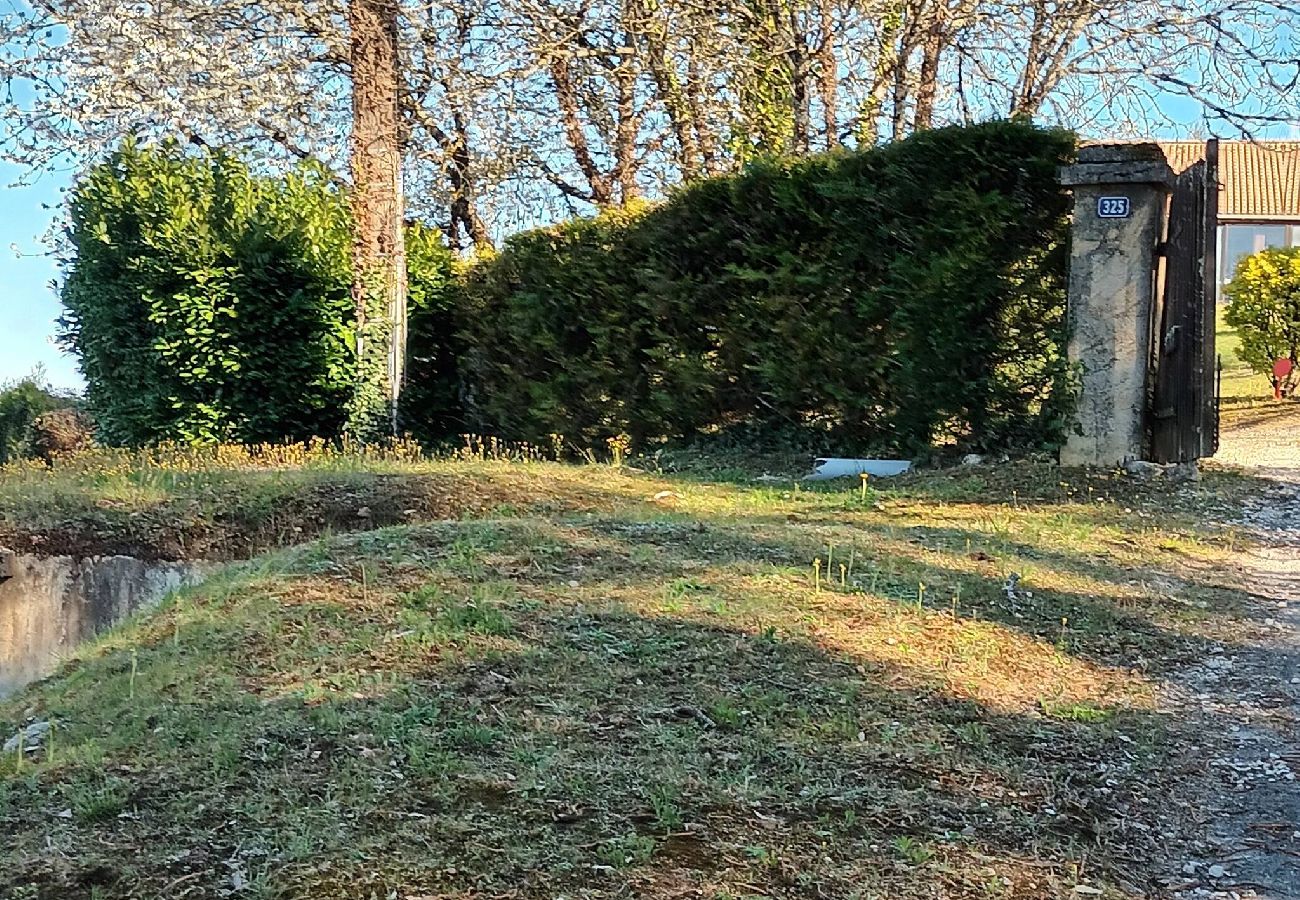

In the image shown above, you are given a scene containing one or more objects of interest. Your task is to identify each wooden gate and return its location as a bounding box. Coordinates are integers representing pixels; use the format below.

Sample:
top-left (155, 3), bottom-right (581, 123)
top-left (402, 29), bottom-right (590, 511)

top-left (1150, 139), bottom-right (1220, 463)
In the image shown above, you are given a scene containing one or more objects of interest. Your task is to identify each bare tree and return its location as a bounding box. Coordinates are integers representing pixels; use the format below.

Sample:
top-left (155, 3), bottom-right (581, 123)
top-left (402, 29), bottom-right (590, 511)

top-left (2, 0), bottom-right (1296, 267)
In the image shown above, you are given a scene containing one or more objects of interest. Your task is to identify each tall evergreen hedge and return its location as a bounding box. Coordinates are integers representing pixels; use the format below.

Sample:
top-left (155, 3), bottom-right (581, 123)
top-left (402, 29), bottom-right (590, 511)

top-left (62, 124), bottom-right (1073, 454)
top-left (60, 142), bottom-right (457, 446)
top-left (458, 121), bottom-right (1076, 454)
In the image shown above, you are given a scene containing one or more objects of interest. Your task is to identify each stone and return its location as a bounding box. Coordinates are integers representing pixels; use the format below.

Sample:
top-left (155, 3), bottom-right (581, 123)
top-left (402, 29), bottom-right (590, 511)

top-left (1166, 461), bottom-right (1200, 483)
top-left (1123, 459), bottom-right (1162, 478)
top-left (961, 453), bottom-right (985, 466)
top-left (3, 720), bottom-right (50, 754)
top-left (1207, 864), bottom-right (1227, 879)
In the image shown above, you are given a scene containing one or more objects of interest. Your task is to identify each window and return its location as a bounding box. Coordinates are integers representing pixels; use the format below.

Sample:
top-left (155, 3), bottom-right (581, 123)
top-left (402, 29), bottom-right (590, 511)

top-left (1220, 224), bottom-right (1292, 289)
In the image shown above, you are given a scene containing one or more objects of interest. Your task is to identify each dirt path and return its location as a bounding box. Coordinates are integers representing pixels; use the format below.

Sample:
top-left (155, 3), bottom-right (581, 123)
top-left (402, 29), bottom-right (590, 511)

top-left (1165, 470), bottom-right (1300, 899)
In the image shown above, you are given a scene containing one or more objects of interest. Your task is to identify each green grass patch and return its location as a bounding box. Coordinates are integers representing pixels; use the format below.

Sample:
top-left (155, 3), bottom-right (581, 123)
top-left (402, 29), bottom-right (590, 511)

top-left (0, 451), bottom-right (1273, 898)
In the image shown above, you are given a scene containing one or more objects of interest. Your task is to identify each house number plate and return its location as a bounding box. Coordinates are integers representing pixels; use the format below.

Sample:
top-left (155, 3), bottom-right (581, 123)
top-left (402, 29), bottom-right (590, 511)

top-left (1097, 196), bottom-right (1131, 218)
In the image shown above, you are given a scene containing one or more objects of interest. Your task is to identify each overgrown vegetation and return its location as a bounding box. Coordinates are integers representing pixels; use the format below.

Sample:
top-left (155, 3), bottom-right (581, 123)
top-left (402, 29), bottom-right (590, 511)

top-left (0, 372), bottom-right (83, 465)
top-left (459, 121), bottom-right (1077, 455)
top-left (59, 141), bottom-right (457, 447)
top-left (0, 450), bottom-right (1266, 898)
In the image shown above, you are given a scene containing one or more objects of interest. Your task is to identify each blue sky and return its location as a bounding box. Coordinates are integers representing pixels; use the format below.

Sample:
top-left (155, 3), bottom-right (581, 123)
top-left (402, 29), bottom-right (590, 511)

top-left (0, 160), bottom-right (79, 389)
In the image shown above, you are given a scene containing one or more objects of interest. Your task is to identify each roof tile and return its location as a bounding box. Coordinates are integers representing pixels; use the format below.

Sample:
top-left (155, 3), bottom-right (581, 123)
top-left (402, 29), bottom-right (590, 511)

top-left (1157, 141), bottom-right (1300, 221)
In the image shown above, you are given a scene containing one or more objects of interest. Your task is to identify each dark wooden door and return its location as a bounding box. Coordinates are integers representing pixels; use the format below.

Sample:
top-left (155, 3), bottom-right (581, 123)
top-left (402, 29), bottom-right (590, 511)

top-left (1151, 139), bottom-right (1219, 462)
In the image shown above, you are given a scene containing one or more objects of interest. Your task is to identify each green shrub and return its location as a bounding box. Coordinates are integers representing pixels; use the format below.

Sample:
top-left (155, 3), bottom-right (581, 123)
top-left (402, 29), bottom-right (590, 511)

top-left (459, 121), bottom-right (1076, 455)
top-left (400, 223), bottom-right (464, 443)
top-left (59, 140), bottom-right (460, 446)
top-left (0, 373), bottom-right (82, 464)
top-left (59, 141), bottom-right (354, 445)
top-left (1224, 247), bottom-right (1300, 391)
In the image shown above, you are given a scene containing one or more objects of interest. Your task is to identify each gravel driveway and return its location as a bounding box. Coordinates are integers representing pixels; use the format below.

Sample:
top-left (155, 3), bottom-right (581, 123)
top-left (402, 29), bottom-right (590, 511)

top-left (1215, 402), bottom-right (1300, 470)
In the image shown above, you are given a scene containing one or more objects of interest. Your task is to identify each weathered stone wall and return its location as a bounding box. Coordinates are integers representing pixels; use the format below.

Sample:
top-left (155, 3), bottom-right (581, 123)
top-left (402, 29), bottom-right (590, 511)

top-left (0, 553), bottom-right (203, 695)
top-left (1059, 144), bottom-right (1174, 467)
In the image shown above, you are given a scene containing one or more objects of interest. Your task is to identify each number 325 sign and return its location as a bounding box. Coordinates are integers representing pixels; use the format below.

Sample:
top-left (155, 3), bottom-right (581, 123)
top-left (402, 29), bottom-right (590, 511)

top-left (1097, 196), bottom-right (1131, 218)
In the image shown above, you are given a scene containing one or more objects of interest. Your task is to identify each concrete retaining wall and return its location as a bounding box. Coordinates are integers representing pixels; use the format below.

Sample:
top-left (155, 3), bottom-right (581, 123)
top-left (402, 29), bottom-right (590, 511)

top-left (0, 553), bottom-right (203, 695)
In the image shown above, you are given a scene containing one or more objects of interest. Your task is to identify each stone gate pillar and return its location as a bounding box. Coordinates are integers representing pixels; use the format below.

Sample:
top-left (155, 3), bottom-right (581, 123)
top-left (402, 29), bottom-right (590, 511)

top-left (1059, 144), bottom-right (1175, 467)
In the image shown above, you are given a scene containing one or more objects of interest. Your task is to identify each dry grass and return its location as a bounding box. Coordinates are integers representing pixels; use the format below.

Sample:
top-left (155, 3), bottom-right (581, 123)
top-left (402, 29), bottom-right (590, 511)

top-left (0, 451), bottom-right (1274, 899)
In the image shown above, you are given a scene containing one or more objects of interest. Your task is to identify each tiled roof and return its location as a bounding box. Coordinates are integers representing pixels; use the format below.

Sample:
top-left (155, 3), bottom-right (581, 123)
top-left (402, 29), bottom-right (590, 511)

top-left (1158, 140), bottom-right (1300, 221)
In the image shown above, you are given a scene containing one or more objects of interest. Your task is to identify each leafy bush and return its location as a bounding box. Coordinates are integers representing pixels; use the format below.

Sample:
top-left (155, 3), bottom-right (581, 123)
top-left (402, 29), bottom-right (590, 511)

top-left (459, 121), bottom-right (1076, 455)
top-left (1224, 247), bottom-right (1300, 392)
top-left (399, 223), bottom-right (466, 443)
top-left (59, 141), bottom-right (355, 445)
top-left (60, 141), bottom-right (460, 446)
top-left (0, 373), bottom-right (82, 464)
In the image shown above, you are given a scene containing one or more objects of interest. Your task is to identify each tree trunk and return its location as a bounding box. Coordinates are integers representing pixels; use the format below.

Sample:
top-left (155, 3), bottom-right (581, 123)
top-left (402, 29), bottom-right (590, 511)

top-left (613, 65), bottom-right (641, 204)
top-left (913, 12), bottom-right (945, 129)
top-left (349, 0), bottom-right (406, 435)
top-left (639, 0), bottom-right (703, 180)
top-left (816, 0), bottom-right (838, 149)
top-left (789, 5), bottom-right (810, 152)
top-left (447, 105), bottom-right (493, 253)
top-left (549, 54), bottom-right (614, 206)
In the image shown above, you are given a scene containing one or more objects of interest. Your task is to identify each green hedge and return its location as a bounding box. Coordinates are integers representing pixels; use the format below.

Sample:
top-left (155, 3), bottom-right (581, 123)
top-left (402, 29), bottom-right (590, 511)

top-left (399, 224), bottom-right (467, 444)
top-left (60, 141), bottom-right (457, 446)
top-left (458, 121), bottom-right (1076, 454)
top-left (63, 124), bottom-right (1074, 454)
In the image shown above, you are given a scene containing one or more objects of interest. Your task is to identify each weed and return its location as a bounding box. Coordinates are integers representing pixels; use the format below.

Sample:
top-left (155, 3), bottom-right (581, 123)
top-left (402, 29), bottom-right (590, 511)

top-left (1041, 700), bottom-right (1113, 723)
top-left (401, 582), bottom-right (449, 611)
top-left (648, 784), bottom-right (684, 831)
top-left (597, 832), bottom-right (656, 868)
top-left (444, 723), bottom-right (501, 751)
top-left (708, 699), bottom-right (743, 730)
top-left (66, 777), bottom-right (128, 823)
top-left (954, 722), bottom-right (991, 747)
top-left (892, 836), bottom-right (934, 866)
top-left (436, 588), bottom-right (513, 637)
top-left (405, 739), bottom-right (459, 779)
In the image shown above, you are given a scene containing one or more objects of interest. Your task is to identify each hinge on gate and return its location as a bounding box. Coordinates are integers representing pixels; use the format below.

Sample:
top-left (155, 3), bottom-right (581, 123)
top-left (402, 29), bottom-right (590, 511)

top-left (1152, 407), bottom-right (1176, 420)
top-left (1154, 241), bottom-right (1169, 257)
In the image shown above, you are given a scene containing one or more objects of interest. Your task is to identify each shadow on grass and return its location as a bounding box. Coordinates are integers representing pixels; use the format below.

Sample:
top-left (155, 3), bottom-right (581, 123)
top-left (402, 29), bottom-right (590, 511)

top-left (567, 511), bottom-right (1255, 673)
top-left (1, 467), bottom-right (1281, 898)
top-left (2, 583), bottom-right (1177, 900)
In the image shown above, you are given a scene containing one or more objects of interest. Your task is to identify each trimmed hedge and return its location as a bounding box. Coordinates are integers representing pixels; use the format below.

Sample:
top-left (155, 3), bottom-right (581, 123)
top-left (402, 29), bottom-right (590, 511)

top-left (60, 141), bottom-right (457, 446)
top-left (63, 124), bottom-right (1074, 454)
top-left (457, 121), bottom-right (1076, 454)
top-left (399, 223), bottom-right (467, 444)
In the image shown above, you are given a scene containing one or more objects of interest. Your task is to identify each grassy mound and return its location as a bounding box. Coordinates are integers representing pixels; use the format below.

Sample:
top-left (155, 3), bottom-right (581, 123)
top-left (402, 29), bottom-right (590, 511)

top-left (0, 458), bottom-right (1265, 898)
